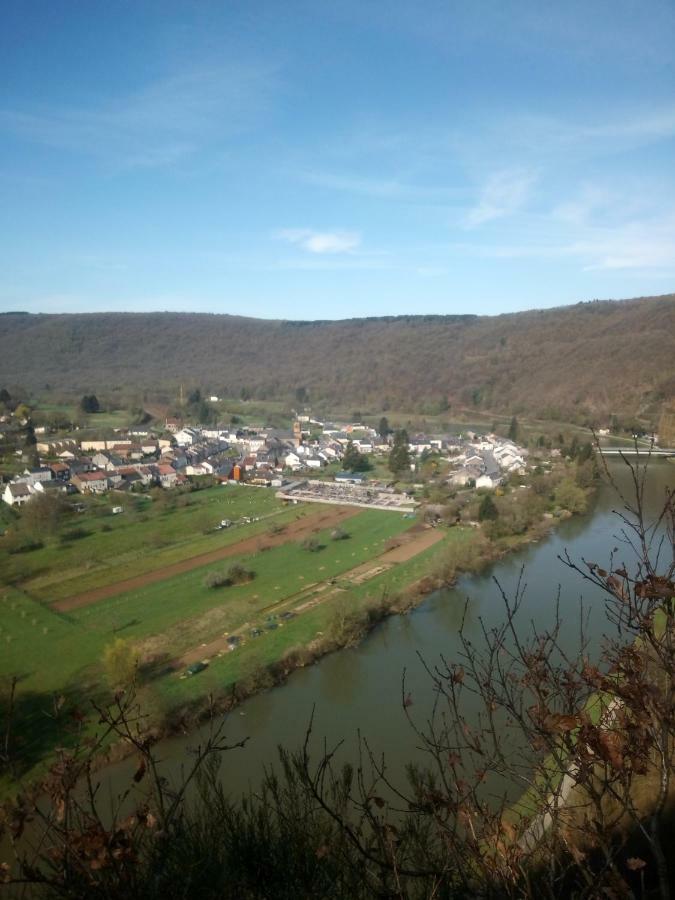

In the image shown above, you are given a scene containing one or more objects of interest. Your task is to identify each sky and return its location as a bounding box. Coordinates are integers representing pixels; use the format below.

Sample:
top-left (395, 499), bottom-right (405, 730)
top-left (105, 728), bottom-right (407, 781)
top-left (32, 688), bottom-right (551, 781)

top-left (1, 0), bottom-right (674, 319)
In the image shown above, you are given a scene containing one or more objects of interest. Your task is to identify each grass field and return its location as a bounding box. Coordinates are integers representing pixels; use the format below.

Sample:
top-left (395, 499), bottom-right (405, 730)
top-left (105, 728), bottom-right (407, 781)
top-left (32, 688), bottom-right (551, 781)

top-left (2, 487), bottom-right (478, 793)
top-left (67, 509), bottom-right (412, 648)
top-left (156, 526), bottom-right (477, 707)
top-left (1, 484), bottom-right (297, 601)
top-left (0, 514), bottom-right (467, 705)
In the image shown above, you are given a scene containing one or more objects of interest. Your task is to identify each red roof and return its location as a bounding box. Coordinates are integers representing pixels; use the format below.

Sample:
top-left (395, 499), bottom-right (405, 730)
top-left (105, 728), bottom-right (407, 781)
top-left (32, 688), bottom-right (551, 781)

top-left (76, 470), bottom-right (107, 482)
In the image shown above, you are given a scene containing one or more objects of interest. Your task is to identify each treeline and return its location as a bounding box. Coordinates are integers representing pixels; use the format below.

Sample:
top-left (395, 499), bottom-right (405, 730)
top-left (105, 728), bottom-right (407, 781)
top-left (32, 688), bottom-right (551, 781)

top-left (0, 294), bottom-right (673, 422)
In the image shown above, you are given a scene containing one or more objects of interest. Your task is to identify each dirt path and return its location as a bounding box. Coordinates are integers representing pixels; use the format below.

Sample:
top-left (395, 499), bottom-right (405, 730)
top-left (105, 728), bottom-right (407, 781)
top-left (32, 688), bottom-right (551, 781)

top-left (176, 526), bottom-right (445, 669)
top-left (53, 506), bottom-right (358, 613)
top-left (376, 527), bottom-right (444, 563)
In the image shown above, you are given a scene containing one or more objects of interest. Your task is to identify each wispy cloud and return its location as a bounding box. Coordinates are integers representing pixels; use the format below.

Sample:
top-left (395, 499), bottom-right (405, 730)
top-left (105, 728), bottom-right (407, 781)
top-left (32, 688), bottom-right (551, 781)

top-left (0, 62), bottom-right (277, 169)
top-left (275, 228), bottom-right (361, 254)
top-left (452, 213), bottom-right (675, 272)
top-left (574, 219), bottom-right (675, 271)
top-left (302, 170), bottom-right (407, 199)
top-left (464, 168), bottom-right (538, 227)
top-left (300, 169), bottom-right (460, 204)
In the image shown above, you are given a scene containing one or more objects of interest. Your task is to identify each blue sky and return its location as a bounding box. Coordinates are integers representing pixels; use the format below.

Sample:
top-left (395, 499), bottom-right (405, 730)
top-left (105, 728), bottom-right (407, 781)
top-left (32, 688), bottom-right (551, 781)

top-left (1, 0), bottom-right (674, 318)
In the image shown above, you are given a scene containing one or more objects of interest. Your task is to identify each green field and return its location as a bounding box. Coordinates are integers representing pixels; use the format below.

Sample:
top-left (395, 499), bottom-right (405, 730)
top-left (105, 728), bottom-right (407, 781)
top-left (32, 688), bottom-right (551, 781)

top-left (4, 485), bottom-right (481, 790)
top-left (1, 509), bottom-right (415, 695)
top-left (0, 514), bottom-right (476, 793)
top-left (68, 509), bottom-right (412, 647)
top-left (1, 484), bottom-right (296, 601)
top-left (155, 526), bottom-right (477, 706)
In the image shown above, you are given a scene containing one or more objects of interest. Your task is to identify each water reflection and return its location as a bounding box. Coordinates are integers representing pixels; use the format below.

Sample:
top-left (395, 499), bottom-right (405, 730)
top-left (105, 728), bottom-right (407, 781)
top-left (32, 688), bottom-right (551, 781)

top-left (95, 462), bottom-right (674, 802)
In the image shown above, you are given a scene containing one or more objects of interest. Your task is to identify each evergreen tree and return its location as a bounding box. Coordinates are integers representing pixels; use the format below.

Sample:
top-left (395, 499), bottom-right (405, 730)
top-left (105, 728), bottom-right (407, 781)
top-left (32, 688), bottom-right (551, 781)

top-left (388, 429), bottom-right (411, 475)
top-left (576, 441), bottom-right (594, 463)
top-left (377, 416), bottom-right (390, 440)
top-left (508, 416), bottom-right (519, 442)
top-left (80, 394), bottom-right (100, 414)
top-left (342, 441), bottom-right (370, 472)
top-left (478, 493), bottom-right (499, 521)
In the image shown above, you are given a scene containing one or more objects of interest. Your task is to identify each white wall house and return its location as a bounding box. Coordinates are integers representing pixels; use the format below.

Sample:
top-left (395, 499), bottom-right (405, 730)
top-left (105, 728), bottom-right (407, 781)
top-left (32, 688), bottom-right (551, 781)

top-left (174, 427), bottom-right (200, 446)
top-left (476, 474), bottom-right (498, 490)
top-left (3, 482), bottom-right (35, 506)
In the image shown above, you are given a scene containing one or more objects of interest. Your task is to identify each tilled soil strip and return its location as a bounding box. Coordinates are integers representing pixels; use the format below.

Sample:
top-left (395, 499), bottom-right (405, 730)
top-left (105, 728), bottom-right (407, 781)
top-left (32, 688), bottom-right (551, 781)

top-left (52, 507), bottom-right (359, 613)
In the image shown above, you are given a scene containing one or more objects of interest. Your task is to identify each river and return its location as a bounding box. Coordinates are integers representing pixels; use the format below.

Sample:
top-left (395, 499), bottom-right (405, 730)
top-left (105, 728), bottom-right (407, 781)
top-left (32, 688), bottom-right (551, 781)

top-left (91, 459), bottom-right (673, 808)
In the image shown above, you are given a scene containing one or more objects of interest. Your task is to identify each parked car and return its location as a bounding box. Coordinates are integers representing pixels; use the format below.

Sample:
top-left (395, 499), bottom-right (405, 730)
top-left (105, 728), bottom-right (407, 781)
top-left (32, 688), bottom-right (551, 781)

top-left (185, 661), bottom-right (208, 676)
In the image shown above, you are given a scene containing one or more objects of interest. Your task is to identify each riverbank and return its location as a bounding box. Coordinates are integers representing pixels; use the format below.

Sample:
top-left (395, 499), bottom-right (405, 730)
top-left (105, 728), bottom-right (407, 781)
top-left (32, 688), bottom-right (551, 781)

top-left (81, 489), bottom-right (595, 781)
top-left (0, 467), bottom-right (599, 799)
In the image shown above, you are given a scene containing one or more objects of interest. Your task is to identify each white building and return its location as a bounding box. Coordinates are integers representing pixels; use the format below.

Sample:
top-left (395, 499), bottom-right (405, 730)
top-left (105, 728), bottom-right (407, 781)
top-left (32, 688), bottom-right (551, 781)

top-left (3, 482), bottom-right (36, 506)
top-left (174, 427), bottom-right (201, 446)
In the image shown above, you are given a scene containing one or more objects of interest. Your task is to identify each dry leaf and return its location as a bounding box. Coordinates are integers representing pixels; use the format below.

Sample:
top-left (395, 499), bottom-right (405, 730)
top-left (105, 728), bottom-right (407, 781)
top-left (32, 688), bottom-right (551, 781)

top-left (626, 857), bottom-right (647, 871)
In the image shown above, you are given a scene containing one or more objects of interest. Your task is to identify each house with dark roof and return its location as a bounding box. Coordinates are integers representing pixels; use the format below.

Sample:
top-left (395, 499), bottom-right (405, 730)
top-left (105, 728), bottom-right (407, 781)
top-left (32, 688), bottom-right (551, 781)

top-left (2, 482), bottom-right (35, 506)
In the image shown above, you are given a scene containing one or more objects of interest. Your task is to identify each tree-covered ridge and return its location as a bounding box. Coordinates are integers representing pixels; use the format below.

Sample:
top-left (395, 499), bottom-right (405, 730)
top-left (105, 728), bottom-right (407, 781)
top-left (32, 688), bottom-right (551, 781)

top-left (0, 293), bottom-right (673, 421)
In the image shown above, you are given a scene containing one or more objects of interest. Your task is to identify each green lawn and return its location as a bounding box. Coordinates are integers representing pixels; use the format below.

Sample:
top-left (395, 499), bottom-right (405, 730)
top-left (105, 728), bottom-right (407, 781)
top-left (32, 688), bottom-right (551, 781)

top-left (0, 508), bottom-right (416, 694)
top-left (0, 503), bottom-right (17, 533)
top-left (157, 526), bottom-right (478, 706)
top-left (1, 485), bottom-right (293, 601)
top-left (0, 586), bottom-right (99, 693)
top-left (0, 518), bottom-right (480, 795)
top-left (68, 509), bottom-right (413, 650)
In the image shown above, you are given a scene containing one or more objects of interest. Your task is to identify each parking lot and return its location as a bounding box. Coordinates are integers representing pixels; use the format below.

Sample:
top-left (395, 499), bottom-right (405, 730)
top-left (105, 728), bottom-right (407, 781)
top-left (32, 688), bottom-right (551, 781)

top-left (277, 479), bottom-right (417, 512)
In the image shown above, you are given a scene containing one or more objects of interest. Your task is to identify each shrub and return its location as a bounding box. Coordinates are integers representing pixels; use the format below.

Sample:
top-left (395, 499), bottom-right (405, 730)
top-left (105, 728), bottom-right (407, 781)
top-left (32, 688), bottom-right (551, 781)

top-left (554, 478), bottom-right (588, 514)
top-left (300, 538), bottom-right (322, 552)
top-left (330, 528), bottom-right (349, 541)
top-left (6, 536), bottom-right (44, 554)
top-left (204, 564), bottom-right (254, 589)
top-left (228, 563), bottom-right (254, 585)
top-left (204, 570), bottom-right (231, 589)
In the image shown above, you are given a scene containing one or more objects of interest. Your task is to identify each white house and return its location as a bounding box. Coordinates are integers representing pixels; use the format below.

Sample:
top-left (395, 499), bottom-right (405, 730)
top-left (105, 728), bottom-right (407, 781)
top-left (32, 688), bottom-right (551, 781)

top-left (240, 436), bottom-right (266, 453)
top-left (284, 452), bottom-right (303, 470)
top-left (3, 482), bottom-right (35, 506)
top-left (464, 454), bottom-right (484, 469)
top-left (476, 474), bottom-right (498, 490)
top-left (24, 467), bottom-right (53, 485)
top-left (72, 471), bottom-right (109, 494)
top-left (305, 457), bottom-right (326, 469)
top-left (174, 427), bottom-right (200, 446)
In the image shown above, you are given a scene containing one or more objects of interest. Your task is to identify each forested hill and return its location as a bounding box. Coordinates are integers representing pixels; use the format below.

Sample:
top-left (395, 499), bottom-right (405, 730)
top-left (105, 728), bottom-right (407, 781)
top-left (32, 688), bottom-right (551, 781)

top-left (1, 294), bottom-right (674, 421)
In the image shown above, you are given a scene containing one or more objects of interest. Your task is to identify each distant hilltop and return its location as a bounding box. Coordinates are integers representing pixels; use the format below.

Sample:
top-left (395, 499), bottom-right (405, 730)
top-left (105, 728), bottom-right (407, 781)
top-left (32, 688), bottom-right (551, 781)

top-left (0, 293), bottom-right (673, 422)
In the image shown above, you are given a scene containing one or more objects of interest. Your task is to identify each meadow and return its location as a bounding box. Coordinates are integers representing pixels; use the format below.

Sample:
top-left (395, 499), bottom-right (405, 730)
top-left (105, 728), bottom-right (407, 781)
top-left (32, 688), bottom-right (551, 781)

top-left (2, 490), bottom-right (481, 792)
top-left (1, 484), bottom-right (300, 601)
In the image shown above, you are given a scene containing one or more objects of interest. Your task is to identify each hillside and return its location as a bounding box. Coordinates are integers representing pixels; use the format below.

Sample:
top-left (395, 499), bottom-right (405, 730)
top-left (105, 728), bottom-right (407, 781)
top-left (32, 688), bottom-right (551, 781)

top-left (0, 294), bottom-right (674, 421)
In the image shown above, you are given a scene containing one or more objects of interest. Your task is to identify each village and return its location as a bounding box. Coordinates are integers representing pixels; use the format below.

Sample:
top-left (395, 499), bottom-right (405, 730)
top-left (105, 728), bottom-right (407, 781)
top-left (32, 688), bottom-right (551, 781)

top-left (1, 408), bottom-right (530, 512)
